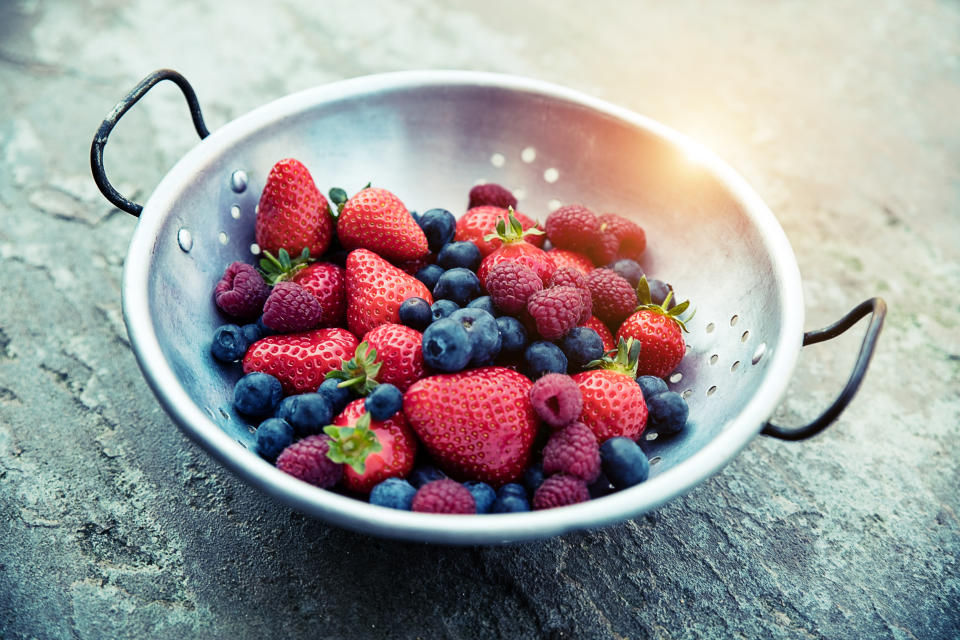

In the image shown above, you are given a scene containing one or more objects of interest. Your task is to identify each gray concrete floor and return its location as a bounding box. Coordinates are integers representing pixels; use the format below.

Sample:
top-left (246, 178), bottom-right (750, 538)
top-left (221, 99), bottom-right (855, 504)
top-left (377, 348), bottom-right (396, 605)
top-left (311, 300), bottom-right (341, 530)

top-left (1, 1), bottom-right (958, 638)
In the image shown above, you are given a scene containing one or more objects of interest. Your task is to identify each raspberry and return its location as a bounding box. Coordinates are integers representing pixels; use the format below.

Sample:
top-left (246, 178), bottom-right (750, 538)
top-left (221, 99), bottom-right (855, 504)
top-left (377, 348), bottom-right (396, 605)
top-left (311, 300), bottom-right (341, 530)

top-left (542, 421), bottom-right (601, 483)
top-left (526, 286), bottom-right (582, 340)
top-left (585, 269), bottom-right (637, 329)
top-left (214, 262), bottom-right (270, 320)
top-left (275, 434), bottom-right (343, 488)
top-left (529, 373), bottom-right (583, 429)
top-left (545, 205), bottom-right (600, 253)
top-left (261, 281), bottom-right (322, 332)
top-left (485, 261), bottom-right (543, 314)
top-left (468, 183), bottom-right (518, 210)
top-left (411, 478), bottom-right (477, 514)
top-left (548, 267), bottom-right (593, 324)
top-left (546, 249), bottom-right (594, 275)
top-left (587, 231), bottom-right (619, 266)
top-left (598, 213), bottom-right (646, 260)
top-left (532, 473), bottom-right (590, 510)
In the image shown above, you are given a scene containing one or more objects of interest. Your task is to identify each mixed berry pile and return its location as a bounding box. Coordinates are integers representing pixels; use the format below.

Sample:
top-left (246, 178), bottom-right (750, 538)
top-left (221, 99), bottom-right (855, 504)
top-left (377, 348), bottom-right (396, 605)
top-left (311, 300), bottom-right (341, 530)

top-left (210, 158), bottom-right (694, 515)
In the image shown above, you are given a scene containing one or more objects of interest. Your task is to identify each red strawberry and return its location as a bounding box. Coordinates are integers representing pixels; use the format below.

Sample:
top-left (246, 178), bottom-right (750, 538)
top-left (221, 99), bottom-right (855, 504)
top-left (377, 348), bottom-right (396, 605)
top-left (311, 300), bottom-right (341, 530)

top-left (255, 158), bottom-right (332, 258)
top-left (361, 324), bottom-right (426, 392)
top-left (345, 249), bottom-right (433, 338)
top-left (570, 338), bottom-right (648, 443)
top-left (404, 367), bottom-right (539, 486)
top-left (337, 187), bottom-right (429, 262)
top-left (598, 213), bottom-right (646, 260)
top-left (580, 316), bottom-right (617, 353)
top-left (455, 206), bottom-right (544, 257)
top-left (243, 327), bottom-right (358, 395)
top-left (292, 262), bottom-right (346, 328)
top-left (616, 277), bottom-right (693, 378)
top-left (325, 400), bottom-right (417, 495)
top-left (546, 249), bottom-right (595, 274)
top-left (476, 212), bottom-right (555, 287)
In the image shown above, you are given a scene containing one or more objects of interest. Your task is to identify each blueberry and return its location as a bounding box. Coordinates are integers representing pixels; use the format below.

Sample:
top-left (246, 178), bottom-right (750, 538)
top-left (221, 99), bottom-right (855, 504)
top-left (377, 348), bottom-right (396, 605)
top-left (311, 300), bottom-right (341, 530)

top-left (418, 208), bottom-right (457, 253)
top-left (495, 316), bottom-right (529, 354)
top-left (211, 324), bottom-right (248, 363)
top-left (240, 323), bottom-right (263, 346)
top-left (255, 315), bottom-right (279, 337)
top-left (492, 485), bottom-right (530, 512)
top-left (646, 391), bottom-right (689, 435)
top-left (560, 327), bottom-right (604, 371)
top-left (433, 268), bottom-right (481, 306)
top-left (636, 375), bottom-right (669, 401)
top-left (317, 377), bottom-right (351, 415)
top-left (464, 481), bottom-right (497, 514)
top-left (522, 462), bottom-right (545, 495)
top-left (409, 210), bottom-right (421, 225)
top-left (498, 483), bottom-right (528, 499)
top-left (399, 297), bottom-right (433, 332)
top-left (599, 437), bottom-right (650, 489)
top-left (408, 466), bottom-right (446, 488)
top-left (369, 477), bottom-right (418, 510)
top-left (607, 259), bottom-right (645, 288)
top-left (449, 308), bottom-right (502, 366)
top-left (415, 264), bottom-right (445, 291)
top-left (422, 318), bottom-right (473, 372)
top-left (436, 241), bottom-right (482, 271)
top-left (365, 383), bottom-right (403, 421)
top-left (430, 299), bottom-right (460, 322)
top-left (523, 341), bottom-right (567, 379)
top-left (254, 417), bottom-right (294, 462)
top-left (233, 372), bottom-right (283, 417)
top-left (275, 392), bottom-right (334, 437)
top-left (587, 471), bottom-right (616, 499)
top-left (648, 278), bottom-right (674, 307)
top-left (466, 295), bottom-right (498, 317)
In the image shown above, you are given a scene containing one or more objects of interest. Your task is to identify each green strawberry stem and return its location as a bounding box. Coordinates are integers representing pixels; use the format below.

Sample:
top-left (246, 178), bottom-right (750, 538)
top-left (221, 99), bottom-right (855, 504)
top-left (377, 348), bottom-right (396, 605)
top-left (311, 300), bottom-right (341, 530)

top-left (635, 276), bottom-right (695, 333)
top-left (328, 187), bottom-right (348, 216)
top-left (482, 208), bottom-right (545, 244)
top-left (324, 342), bottom-right (381, 395)
top-left (323, 412), bottom-right (382, 474)
top-left (585, 337), bottom-right (642, 377)
top-left (258, 247), bottom-right (312, 285)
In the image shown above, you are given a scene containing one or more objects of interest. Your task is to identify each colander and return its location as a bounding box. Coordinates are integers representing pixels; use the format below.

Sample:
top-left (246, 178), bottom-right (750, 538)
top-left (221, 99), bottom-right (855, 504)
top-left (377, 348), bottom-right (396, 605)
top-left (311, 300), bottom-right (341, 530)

top-left (90, 69), bottom-right (885, 544)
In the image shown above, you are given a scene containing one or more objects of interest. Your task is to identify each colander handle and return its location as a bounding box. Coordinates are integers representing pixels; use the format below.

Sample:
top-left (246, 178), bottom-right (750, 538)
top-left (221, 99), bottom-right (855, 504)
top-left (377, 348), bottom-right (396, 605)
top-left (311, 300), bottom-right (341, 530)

top-left (90, 69), bottom-right (210, 217)
top-left (762, 297), bottom-right (886, 441)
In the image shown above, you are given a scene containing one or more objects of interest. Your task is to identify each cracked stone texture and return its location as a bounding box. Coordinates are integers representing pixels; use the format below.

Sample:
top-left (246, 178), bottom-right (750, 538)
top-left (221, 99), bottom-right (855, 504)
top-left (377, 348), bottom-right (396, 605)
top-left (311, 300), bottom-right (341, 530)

top-left (1, 0), bottom-right (958, 638)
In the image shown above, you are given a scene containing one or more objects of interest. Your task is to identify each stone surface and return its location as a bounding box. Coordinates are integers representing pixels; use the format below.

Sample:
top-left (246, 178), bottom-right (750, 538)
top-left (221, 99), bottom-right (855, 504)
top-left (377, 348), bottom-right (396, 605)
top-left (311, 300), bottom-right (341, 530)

top-left (1, 1), bottom-right (958, 638)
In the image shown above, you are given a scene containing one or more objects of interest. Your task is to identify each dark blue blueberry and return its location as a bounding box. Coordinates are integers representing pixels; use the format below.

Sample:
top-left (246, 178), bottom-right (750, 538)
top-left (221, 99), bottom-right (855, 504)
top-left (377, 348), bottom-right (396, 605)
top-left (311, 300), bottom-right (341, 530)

top-left (498, 483), bottom-right (528, 500)
top-left (491, 494), bottom-right (530, 513)
top-left (254, 417), bottom-right (294, 462)
top-left (418, 208), bottom-right (457, 253)
top-left (495, 316), bottom-right (528, 354)
top-left (648, 278), bottom-right (674, 307)
top-left (607, 259), bottom-right (645, 288)
top-left (436, 241), bottom-right (482, 271)
top-left (646, 391), bottom-right (689, 435)
top-left (240, 323), bottom-right (263, 346)
top-left (233, 372), bottom-right (283, 417)
top-left (211, 324), bottom-right (248, 363)
top-left (317, 377), bottom-right (351, 415)
top-left (464, 481), bottom-right (497, 514)
top-left (599, 437), bottom-right (650, 489)
top-left (255, 315), bottom-right (279, 337)
top-left (636, 375), bottom-right (669, 401)
top-left (408, 466), bottom-right (446, 488)
top-left (275, 392), bottom-right (334, 437)
top-left (409, 210), bottom-right (421, 225)
top-left (587, 471), bottom-right (616, 499)
top-left (522, 462), bottom-right (545, 495)
top-left (430, 299), bottom-right (460, 322)
top-left (449, 308), bottom-right (501, 366)
top-left (560, 327), bottom-right (604, 371)
top-left (369, 477), bottom-right (417, 510)
top-left (466, 295), bottom-right (498, 317)
top-left (399, 297), bottom-right (433, 332)
top-left (365, 383), bottom-right (403, 421)
top-left (415, 264), bottom-right (445, 292)
top-left (422, 318), bottom-right (473, 371)
top-left (433, 267), bottom-right (481, 306)
top-left (523, 341), bottom-right (567, 379)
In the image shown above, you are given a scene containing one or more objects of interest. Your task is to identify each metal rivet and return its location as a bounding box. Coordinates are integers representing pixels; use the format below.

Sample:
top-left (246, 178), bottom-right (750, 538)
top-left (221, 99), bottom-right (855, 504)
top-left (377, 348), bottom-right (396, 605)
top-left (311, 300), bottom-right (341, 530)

top-left (230, 170), bottom-right (248, 193)
top-left (177, 228), bottom-right (193, 252)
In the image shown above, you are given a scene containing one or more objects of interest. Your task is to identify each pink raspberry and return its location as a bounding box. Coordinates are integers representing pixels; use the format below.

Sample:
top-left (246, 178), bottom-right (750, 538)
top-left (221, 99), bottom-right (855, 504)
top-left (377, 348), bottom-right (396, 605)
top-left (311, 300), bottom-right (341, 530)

top-left (485, 261), bottom-right (543, 315)
top-left (526, 286), bottom-right (582, 340)
top-left (587, 230), bottom-right (620, 266)
top-left (214, 262), bottom-right (270, 320)
top-left (598, 213), bottom-right (646, 260)
top-left (468, 183), bottom-right (518, 210)
top-left (532, 473), bottom-right (590, 510)
top-left (529, 373), bottom-right (583, 429)
top-left (411, 479), bottom-right (476, 514)
top-left (542, 421), bottom-right (601, 483)
top-left (544, 205), bottom-right (599, 253)
top-left (261, 281), bottom-right (322, 333)
top-left (276, 434), bottom-right (343, 488)
top-left (548, 266), bottom-right (592, 323)
top-left (585, 268), bottom-right (637, 329)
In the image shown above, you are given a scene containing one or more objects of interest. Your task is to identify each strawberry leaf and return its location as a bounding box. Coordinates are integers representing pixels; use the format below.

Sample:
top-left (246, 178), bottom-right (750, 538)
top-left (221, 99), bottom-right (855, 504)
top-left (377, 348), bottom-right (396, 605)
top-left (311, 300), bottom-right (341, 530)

top-left (324, 341), bottom-right (381, 395)
top-left (323, 413), bottom-right (382, 474)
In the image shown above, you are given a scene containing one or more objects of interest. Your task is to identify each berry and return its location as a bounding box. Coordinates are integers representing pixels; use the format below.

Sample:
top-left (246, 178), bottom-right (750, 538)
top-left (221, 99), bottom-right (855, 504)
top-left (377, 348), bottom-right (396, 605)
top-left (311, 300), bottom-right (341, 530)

top-left (599, 437), bottom-right (650, 489)
top-left (526, 286), bottom-right (582, 340)
top-left (546, 249), bottom-right (594, 275)
top-left (430, 299), bottom-right (460, 321)
top-left (498, 483), bottom-right (528, 499)
top-left (412, 479), bottom-right (477, 514)
top-left (449, 308), bottom-right (502, 366)
top-left (214, 262), bottom-right (270, 320)
top-left (588, 230), bottom-right (620, 266)
top-left (395, 254), bottom-right (435, 277)
top-left (291, 262), bottom-right (347, 328)
top-left (361, 323), bottom-right (427, 392)
top-left (211, 324), bottom-right (249, 363)
top-left (317, 377), bottom-right (352, 415)
top-left (414, 264), bottom-right (445, 291)
top-left (256, 315), bottom-right (278, 337)
top-left (544, 205), bottom-right (599, 253)
top-left (542, 422), bottom-right (601, 483)
top-left (580, 315), bottom-right (617, 353)
top-left (646, 391), bottom-right (689, 435)
top-left (523, 461), bottom-right (545, 495)
top-left (587, 472), bottom-right (616, 499)
top-left (345, 248), bottom-right (433, 338)
top-left (421, 318), bottom-right (473, 372)
top-left (571, 339), bottom-right (648, 443)
top-left (616, 277), bottom-right (693, 378)
top-left (495, 316), bottom-right (529, 355)
top-left (327, 400), bottom-right (417, 494)
top-left (255, 158), bottom-right (332, 259)
top-left (523, 341), bottom-right (568, 379)
top-left (468, 183), bottom-right (517, 210)
top-left (561, 327), bottom-right (604, 371)
top-left (485, 261), bottom-right (543, 315)
top-left (584, 268), bottom-right (637, 329)
top-left (399, 297), bottom-right (433, 332)
top-left (547, 265), bottom-right (587, 290)
top-left (607, 258), bottom-right (645, 288)
top-left (647, 278), bottom-right (674, 307)
top-left (233, 372), bottom-right (283, 417)
top-left (276, 434), bottom-right (343, 489)
top-left (369, 477), bottom-right (417, 510)
top-left (337, 187), bottom-right (429, 262)
top-left (243, 327), bottom-right (358, 395)
top-left (408, 466), bottom-right (447, 488)
top-left (365, 383), bottom-right (403, 421)
top-left (466, 295), bottom-right (498, 317)
top-left (455, 206), bottom-right (543, 257)
top-left (436, 241), bottom-right (482, 271)
top-left (254, 417), bottom-right (294, 462)
top-left (532, 473), bottom-right (590, 510)
top-left (275, 392), bottom-right (334, 437)
top-left (241, 323), bottom-right (264, 345)
top-left (491, 494), bottom-right (530, 513)
top-left (529, 373), bottom-right (583, 428)
top-left (636, 375), bottom-right (669, 401)
top-left (597, 213), bottom-right (646, 260)
top-left (261, 281), bottom-right (322, 333)
top-left (433, 267), bottom-right (482, 306)
top-left (418, 208), bottom-right (457, 253)
top-left (464, 481), bottom-right (497, 514)
top-left (476, 215), bottom-right (555, 288)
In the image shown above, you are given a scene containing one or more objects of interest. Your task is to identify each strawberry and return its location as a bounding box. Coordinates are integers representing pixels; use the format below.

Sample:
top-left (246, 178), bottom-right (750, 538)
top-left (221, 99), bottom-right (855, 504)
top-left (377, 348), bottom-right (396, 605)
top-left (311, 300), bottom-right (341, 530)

top-left (403, 367), bottom-right (539, 486)
top-left (344, 248), bottom-right (433, 338)
top-left (476, 212), bottom-right (555, 287)
top-left (570, 338), bottom-right (648, 443)
top-left (547, 248), bottom-right (595, 274)
top-left (255, 158), bottom-right (333, 258)
top-left (580, 315), bottom-right (617, 353)
top-left (455, 205), bottom-right (544, 257)
top-left (616, 276), bottom-right (693, 378)
top-left (325, 400), bottom-right (417, 495)
top-left (292, 262), bottom-right (346, 328)
top-left (336, 187), bottom-right (429, 262)
top-left (243, 327), bottom-right (358, 395)
top-left (361, 324), bottom-right (425, 392)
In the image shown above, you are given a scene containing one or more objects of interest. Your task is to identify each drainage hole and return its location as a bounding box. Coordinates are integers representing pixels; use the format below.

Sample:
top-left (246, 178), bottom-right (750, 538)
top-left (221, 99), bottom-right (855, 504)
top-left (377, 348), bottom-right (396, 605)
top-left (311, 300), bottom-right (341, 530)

top-left (752, 342), bottom-right (767, 364)
top-left (521, 147), bottom-right (537, 163)
top-left (730, 315), bottom-right (739, 326)
top-left (706, 322), bottom-right (716, 333)
top-left (649, 456), bottom-right (662, 466)
top-left (731, 360), bottom-right (740, 372)
top-left (706, 385), bottom-right (717, 396)
top-left (230, 204), bottom-right (241, 219)
top-left (490, 152), bottom-right (506, 168)
top-left (669, 372), bottom-right (683, 383)
top-left (681, 389), bottom-right (693, 399)
top-left (741, 330), bottom-right (750, 343)
top-left (645, 432), bottom-right (658, 441)
top-left (250, 243), bottom-right (261, 255)
top-left (547, 199), bottom-right (562, 212)
top-left (543, 167), bottom-right (559, 183)
top-left (218, 231), bottom-right (229, 245)
top-left (709, 354), bottom-right (719, 365)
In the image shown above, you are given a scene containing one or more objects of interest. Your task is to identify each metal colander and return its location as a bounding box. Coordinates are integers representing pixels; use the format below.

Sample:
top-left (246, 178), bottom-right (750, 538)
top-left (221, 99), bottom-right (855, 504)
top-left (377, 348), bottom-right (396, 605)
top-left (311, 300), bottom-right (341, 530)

top-left (91, 69), bottom-right (884, 544)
